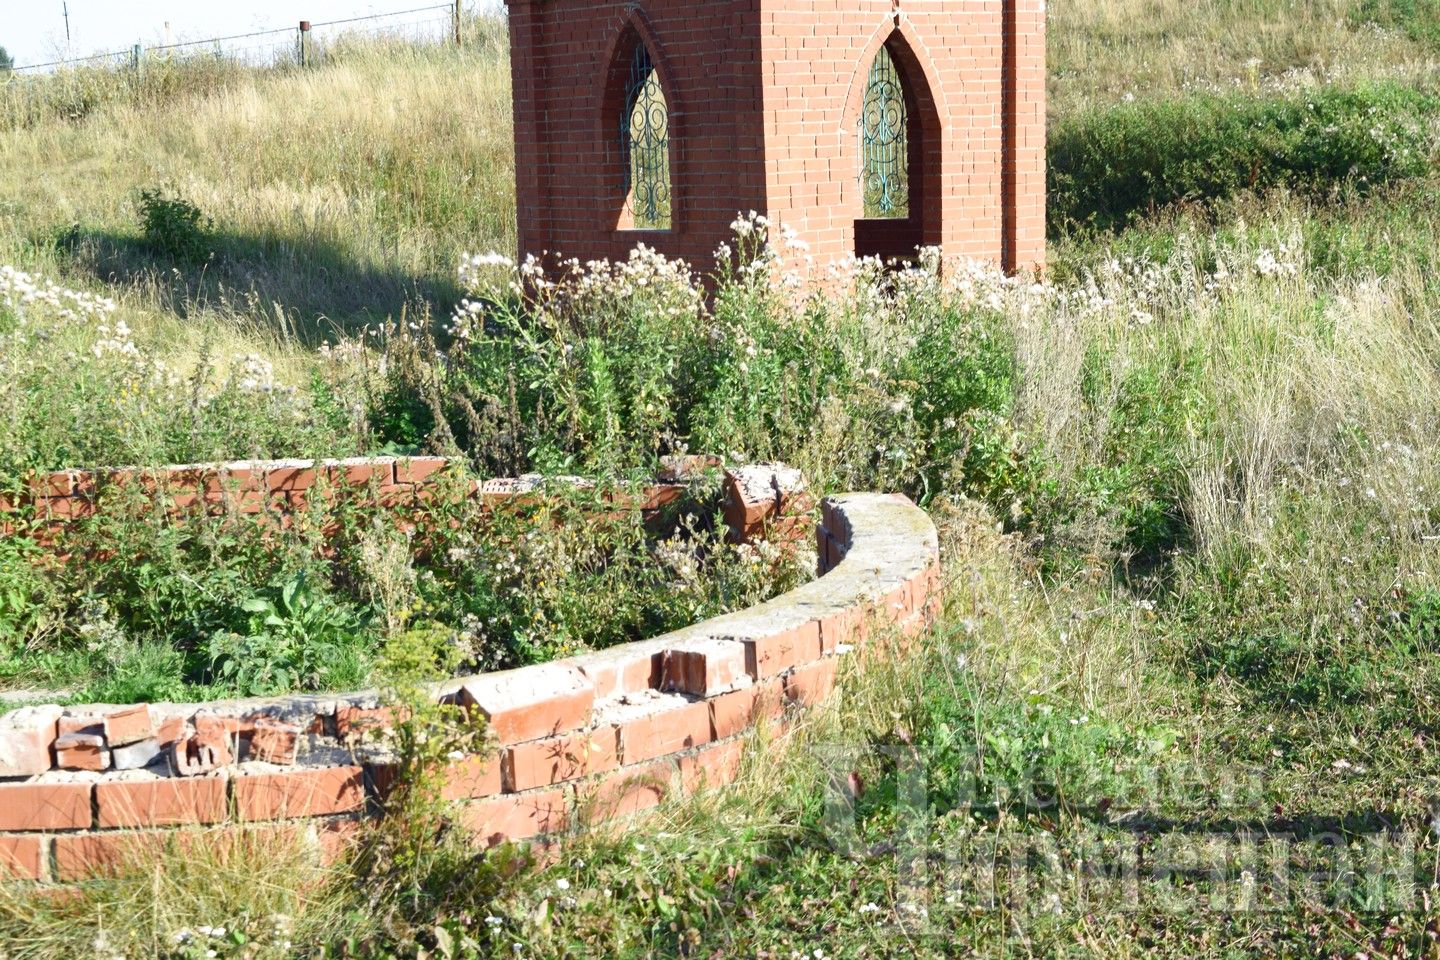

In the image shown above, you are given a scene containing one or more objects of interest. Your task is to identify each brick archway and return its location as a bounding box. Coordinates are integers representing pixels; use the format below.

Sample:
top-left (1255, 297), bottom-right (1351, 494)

top-left (844, 19), bottom-right (945, 261)
top-left (594, 8), bottom-right (683, 233)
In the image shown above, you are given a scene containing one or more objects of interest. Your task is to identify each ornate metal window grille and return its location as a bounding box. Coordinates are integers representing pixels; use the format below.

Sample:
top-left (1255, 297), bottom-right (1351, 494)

top-left (622, 43), bottom-right (671, 230)
top-left (860, 45), bottom-right (909, 219)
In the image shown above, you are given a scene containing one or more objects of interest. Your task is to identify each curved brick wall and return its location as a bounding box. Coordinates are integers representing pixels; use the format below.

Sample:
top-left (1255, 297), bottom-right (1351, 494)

top-left (0, 455), bottom-right (693, 535)
top-left (0, 457), bottom-right (939, 883)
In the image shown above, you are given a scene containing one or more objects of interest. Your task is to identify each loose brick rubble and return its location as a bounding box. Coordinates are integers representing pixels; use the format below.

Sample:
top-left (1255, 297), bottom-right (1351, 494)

top-left (0, 707), bottom-right (60, 779)
top-left (249, 718), bottom-right (301, 765)
top-left (54, 733), bottom-right (107, 771)
top-left (103, 704), bottom-right (153, 746)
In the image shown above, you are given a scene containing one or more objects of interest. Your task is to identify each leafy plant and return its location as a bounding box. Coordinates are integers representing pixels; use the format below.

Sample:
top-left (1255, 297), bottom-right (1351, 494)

top-left (206, 572), bottom-right (372, 696)
top-left (0, 530), bottom-right (50, 654)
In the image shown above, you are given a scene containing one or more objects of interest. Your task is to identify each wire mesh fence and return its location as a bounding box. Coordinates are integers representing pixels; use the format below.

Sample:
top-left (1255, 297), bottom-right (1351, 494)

top-left (309, 5), bottom-right (458, 56)
top-left (6, 3), bottom-right (463, 77)
top-left (144, 24), bottom-right (313, 70)
top-left (11, 46), bottom-right (137, 74)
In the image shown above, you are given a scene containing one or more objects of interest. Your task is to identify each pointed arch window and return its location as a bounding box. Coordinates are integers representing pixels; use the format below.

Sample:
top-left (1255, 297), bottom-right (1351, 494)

top-left (859, 44), bottom-right (909, 220)
top-left (620, 41), bottom-right (671, 230)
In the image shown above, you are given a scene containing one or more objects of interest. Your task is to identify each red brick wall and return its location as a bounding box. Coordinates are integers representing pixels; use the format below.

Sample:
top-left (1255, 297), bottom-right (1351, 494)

top-left (1, 457), bottom-right (452, 535)
top-left (506, 0), bottom-right (769, 273)
top-left (2, 458), bottom-right (701, 544)
top-left (1003, 0), bottom-right (1047, 272)
top-left (503, 0), bottom-right (1045, 276)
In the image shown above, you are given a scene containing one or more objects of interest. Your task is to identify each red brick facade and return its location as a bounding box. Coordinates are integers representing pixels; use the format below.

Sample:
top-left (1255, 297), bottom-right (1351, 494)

top-left (504, 0), bottom-right (1045, 275)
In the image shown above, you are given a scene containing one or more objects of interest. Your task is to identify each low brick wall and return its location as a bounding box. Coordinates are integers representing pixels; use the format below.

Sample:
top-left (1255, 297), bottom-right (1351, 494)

top-left (0, 456), bottom-right (692, 536)
top-left (0, 458), bottom-right (939, 883)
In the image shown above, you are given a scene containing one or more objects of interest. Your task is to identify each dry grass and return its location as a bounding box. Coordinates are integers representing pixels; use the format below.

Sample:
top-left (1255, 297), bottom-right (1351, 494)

top-left (0, 22), bottom-right (513, 368)
top-left (1049, 0), bottom-right (1440, 114)
top-left (0, 826), bottom-right (347, 958)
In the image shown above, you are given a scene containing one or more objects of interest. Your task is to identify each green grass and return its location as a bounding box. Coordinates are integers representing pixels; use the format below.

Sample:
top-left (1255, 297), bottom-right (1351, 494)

top-left (1050, 81), bottom-right (1440, 232)
top-left (1355, 0), bottom-right (1440, 50)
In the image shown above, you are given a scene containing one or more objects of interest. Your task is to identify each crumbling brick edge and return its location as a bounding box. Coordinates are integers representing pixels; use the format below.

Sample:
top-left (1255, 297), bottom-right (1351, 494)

top-left (0, 457), bottom-right (940, 883)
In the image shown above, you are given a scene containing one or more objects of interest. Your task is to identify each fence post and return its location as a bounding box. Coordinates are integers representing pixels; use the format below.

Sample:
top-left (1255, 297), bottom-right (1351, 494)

top-left (453, 0), bottom-right (462, 46)
top-left (131, 43), bottom-right (141, 71)
top-left (298, 20), bottom-right (311, 67)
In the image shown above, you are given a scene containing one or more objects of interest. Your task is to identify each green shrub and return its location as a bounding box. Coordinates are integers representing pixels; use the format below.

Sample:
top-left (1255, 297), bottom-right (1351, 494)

top-left (66, 502), bottom-right (279, 647)
top-left (0, 533), bottom-right (51, 656)
top-left (205, 572), bottom-right (372, 697)
top-left (378, 230), bottom-right (1211, 569)
top-left (1050, 83), bottom-right (1440, 233)
top-left (137, 187), bottom-right (213, 263)
top-left (407, 477), bottom-right (805, 670)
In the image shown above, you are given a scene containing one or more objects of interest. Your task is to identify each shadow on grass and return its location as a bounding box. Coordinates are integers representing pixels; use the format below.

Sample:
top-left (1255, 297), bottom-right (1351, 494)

top-left (1090, 808), bottom-right (1409, 840)
top-left (55, 225), bottom-right (462, 345)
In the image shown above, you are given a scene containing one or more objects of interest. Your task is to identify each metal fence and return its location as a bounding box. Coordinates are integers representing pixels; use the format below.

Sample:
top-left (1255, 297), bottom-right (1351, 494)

top-left (8, 3), bottom-right (467, 76)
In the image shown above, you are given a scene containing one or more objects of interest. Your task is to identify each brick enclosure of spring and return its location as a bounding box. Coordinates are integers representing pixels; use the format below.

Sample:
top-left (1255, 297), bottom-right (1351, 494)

top-left (0, 457), bottom-right (940, 882)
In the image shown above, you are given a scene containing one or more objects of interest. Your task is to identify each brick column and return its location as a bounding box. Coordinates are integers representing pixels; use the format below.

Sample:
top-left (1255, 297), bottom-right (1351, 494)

top-left (506, 0), bottom-right (546, 263)
top-left (1002, 0), bottom-right (1046, 273)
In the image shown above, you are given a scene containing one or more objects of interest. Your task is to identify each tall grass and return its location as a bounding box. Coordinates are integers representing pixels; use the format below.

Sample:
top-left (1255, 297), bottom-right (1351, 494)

top-left (1049, 0), bottom-right (1440, 115)
top-left (0, 19), bottom-right (514, 343)
top-left (0, 827), bottom-right (348, 958)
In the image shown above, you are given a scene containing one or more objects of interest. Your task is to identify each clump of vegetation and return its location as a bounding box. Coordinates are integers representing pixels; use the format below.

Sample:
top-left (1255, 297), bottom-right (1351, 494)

top-left (204, 571), bottom-right (370, 696)
top-left (378, 234), bottom-right (1021, 498)
top-left (368, 222), bottom-right (1182, 566)
top-left (137, 187), bottom-right (214, 264)
top-left (0, 468), bottom-right (803, 703)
